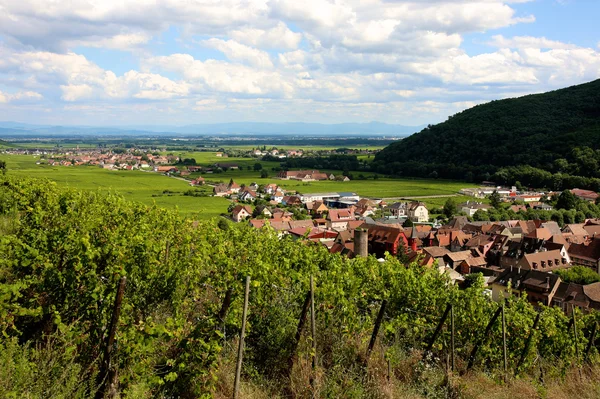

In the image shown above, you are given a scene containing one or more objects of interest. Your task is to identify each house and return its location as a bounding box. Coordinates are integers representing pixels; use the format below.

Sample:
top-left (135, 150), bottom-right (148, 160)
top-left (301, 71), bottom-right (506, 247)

top-left (491, 268), bottom-right (561, 306)
top-left (443, 251), bottom-right (473, 270)
top-left (213, 184), bottom-right (230, 197)
top-left (239, 189), bottom-right (258, 202)
top-left (277, 170), bottom-right (329, 181)
top-left (571, 189), bottom-right (599, 203)
top-left (568, 237), bottom-right (600, 273)
top-left (264, 184), bottom-right (279, 195)
top-left (189, 177), bottom-right (205, 186)
top-left (271, 208), bottom-right (293, 221)
top-left (154, 166), bottom-right (178, 173)
top-left (407, 201), bottom-right (428, 223)
top-left (282, 195), bottom-right (303, 207)
top-left (552, 282), bottom-right (590, 314)
top-left (516, 249), bottom-right (570, 272)
top-left (366, 225), bottom-right (409, 257)
top-left (306, 200), bottom-right (328, 216)
top-left (389, 202), bottom-right (407, 217)
top-left (254, 205), bottom-right (272, 218)
top-left (232, 205), bottom-right (253, 222)
top-left (228, 181), bottom-right (241, 194)
top-left (272, 190), bottom-right (284, 203)
top-left (327, 209), bottom-right (355, 231)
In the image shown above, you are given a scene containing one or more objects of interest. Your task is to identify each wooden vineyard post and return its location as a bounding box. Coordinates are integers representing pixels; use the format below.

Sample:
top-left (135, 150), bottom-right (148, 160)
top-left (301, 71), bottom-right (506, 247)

top-left (502, 303), bottom-right (508, 374)
top-left (573, 307), bottom-right (582, 378)
top-left (95, 276), bottom-right (127, 399)
top-left (233, 276), bottom-right (250, 399)
top-left (423, 303), bottom-right (452, 360)
top-left (366, 300), bottom-right (388, 362)
top-left (450, 304), bottom-right (455, 373)
top-left (467, 306), bottom-right (503, 371)
top-left (310, 275), bottom-right (317, 398)
top-left (585, 322), bottom-right (598, 363)
top-left (515, 311), bottom-right (541, 377)
top-left (288, 291), bottom-right (312, 376)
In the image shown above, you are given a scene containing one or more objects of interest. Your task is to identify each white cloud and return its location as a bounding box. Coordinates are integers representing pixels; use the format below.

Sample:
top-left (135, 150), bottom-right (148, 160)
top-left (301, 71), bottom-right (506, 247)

top-left (229, 22), bottom-right (302, 50)
top-left (0, 89), bottom-right (43, 103)
top-left (144, 53), bottom-right (292, 96)
top-left (0, 0), bottom-right (598, 125)
top-left (60, 84), bottom-right (94, 101)
top-left (489, 35), bottom-right (579, 50)
top-left (201, 39), bottom-right (274, 68)
top-left (67, 32), bottom-right (152, 50)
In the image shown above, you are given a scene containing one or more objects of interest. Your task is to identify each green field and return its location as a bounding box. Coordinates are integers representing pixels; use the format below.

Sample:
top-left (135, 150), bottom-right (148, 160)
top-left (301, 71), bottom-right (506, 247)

top-left (2, 155), bottom-right (229, 219)
top-left (1, 153), bottom-right (475, 219)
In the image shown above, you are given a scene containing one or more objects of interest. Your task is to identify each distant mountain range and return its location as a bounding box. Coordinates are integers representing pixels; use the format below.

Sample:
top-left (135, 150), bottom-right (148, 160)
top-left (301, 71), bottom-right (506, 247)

top-left (0, 121), bottom-right (424, 137)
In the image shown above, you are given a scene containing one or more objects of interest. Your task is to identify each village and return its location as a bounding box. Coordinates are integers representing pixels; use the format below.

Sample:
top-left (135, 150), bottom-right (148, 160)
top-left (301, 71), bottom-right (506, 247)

top-left (222, 178), bottom-right (600, 316)
top-left (6, 146), bottom-right (600, 316)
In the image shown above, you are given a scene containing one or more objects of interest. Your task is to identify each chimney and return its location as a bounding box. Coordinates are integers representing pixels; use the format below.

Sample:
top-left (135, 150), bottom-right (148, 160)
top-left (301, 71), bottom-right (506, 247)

top-left (354, 228), bottom-right (369, 258)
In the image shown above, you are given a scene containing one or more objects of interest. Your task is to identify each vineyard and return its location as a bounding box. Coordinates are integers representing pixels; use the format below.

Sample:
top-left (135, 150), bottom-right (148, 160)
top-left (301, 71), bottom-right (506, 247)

top-left (1, 175), bottom-right (600, 398)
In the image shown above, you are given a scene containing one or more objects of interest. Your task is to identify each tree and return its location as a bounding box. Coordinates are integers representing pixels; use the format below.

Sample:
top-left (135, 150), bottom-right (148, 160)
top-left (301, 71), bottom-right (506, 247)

top-left (0, 160), bottom-right (6, 174)
top-left (253, 163), bottom-right (263, 171)
top-left (260, 170), bottom-right (268, 178)
top-left (443, 198), bottom-right (456, 219)
top-left (556, 190), bottom-right (578, 210)
top-left (489, 190), bottom-right (501, 209)
top-left (402, 218), bottom-right (414, 227)
top-left (555, 266), bottom-right (600, 285)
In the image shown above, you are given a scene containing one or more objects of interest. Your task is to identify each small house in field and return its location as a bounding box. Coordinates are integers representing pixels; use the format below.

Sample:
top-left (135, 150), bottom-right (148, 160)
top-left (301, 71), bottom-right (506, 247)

top-left (232, 205), bottom-right (253, 222)
top-left (228, 181), bottom-right (241, 194)
top-left (189, 177), bottom-right (205, 186)
top-left (213, 184), bottom-right (230, 197)
top-left (154, 165), bottom-right (178, 174)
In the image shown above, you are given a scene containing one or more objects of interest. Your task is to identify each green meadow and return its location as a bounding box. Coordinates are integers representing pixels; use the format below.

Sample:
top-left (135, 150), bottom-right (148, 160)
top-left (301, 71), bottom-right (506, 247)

top-left (1, 153), bottom-right (475, 219)
top-left (2, 154), bottom-right (229, 219)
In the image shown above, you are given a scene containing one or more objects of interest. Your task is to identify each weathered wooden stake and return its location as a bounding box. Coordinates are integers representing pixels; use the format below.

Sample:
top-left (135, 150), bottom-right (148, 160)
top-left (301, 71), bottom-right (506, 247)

top-left (515, 311), bottom-right (541, 377)
top-left (423, 303), bottom-right (452, 360)
top-left (450, 304), bottom-right (455, 373)
top-left (310, 275), bottom-right (317, 398)
top-left (366, 300), bottom-right (388, 361)
top-left (467, 306), bottom-right (503, 371)
top-left (288, 291), bottom-right (312, 375)
top-left (233, 276), bottom-right (250, 399)
top-left (584, 322), bottom-right (598, 362)
top-left (502, 303), bottom-right (507, 373)
top-left (387, 357), bottom-right (391, 382)
top-left (95, 276), bottom-right (127, 399)
top-left (573, 307), bottom-right (582, 378)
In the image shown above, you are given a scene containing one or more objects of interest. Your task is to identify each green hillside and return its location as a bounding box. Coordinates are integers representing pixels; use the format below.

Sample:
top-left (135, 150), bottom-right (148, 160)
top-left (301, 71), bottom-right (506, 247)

top-left (374, 79), bottom-right (600, 183)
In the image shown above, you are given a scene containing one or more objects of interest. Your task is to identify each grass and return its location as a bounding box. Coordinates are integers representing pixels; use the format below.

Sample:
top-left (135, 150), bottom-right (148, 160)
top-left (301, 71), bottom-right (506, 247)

top-left (2, 154), bottom-right (229, 219)
top-left (1, 153), bottom-right (476, 219)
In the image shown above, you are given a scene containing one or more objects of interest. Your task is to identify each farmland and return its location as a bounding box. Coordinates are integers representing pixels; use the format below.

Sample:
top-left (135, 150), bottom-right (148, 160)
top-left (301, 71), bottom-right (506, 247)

top-left (1, 152), bottom-right (474, 219)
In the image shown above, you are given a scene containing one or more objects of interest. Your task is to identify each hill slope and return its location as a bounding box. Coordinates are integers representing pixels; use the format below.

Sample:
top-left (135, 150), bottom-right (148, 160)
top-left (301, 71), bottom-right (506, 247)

top-left (374, 79), bottom-right (600, 180)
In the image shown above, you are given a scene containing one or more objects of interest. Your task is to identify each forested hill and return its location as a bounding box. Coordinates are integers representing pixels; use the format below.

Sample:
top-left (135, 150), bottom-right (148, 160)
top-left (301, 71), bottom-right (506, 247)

top-left (373, 79), bottom-right (600, 182)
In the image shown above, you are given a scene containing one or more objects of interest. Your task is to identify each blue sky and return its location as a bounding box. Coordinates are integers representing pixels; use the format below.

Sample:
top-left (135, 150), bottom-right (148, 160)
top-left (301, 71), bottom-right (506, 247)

top-left (0, 0), bottom-right (599, 127)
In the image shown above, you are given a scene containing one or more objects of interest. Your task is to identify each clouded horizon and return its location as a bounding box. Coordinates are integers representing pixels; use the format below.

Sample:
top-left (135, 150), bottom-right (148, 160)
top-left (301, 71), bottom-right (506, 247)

top-left (0, 0), bottom-right (599, 127)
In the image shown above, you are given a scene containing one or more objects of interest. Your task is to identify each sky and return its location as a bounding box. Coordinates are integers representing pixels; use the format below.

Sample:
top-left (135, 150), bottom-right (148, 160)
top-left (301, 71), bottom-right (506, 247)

top-left (0, 0), bottom-right (599, 127)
